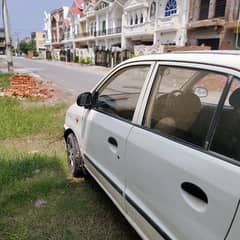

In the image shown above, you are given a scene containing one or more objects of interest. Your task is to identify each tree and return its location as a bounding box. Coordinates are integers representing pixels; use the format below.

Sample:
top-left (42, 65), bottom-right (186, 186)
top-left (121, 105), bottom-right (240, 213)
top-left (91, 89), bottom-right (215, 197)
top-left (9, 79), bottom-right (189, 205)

top-left (19, 39), bottom-right (36, 55)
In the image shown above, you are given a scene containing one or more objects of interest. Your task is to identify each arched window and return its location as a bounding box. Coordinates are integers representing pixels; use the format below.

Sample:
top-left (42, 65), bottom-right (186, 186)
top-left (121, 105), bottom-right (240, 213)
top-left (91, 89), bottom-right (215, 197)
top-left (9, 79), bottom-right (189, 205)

top-left (140, 13), bottom-right (144, 23)
top-left (150, 1), bottom-right (156, 18)
top-left (165, 0), bottom-right (177, 17)
top-left (135, 14), bottom-right (138, 24)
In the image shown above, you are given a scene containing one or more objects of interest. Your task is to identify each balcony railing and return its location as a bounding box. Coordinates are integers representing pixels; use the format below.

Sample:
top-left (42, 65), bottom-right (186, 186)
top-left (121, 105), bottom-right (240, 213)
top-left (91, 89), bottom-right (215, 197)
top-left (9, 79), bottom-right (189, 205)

top-left (97, 27), bottom-right (122, 36)
top-left (74, 27), bottom-right (122, 39)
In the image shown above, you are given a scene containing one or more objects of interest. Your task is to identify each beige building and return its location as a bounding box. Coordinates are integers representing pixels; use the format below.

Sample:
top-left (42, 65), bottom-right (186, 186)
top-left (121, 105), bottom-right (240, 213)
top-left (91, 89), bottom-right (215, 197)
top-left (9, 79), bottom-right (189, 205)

top-left (188, 0), bottom-right (240, 50)
top-left (31, 32), bottom-right (46, 52)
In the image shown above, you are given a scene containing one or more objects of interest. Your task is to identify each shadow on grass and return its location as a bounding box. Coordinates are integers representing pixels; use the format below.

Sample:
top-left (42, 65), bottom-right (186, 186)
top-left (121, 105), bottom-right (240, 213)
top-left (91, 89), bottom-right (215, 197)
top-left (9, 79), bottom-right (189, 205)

top-left (0, 153), bottom-right (140, 240)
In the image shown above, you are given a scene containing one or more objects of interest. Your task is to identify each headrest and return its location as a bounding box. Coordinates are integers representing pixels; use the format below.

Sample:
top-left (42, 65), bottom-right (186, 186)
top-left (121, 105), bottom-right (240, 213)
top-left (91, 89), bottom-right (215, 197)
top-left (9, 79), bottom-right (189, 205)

top-left (229, 88), bottom-right (240, 109)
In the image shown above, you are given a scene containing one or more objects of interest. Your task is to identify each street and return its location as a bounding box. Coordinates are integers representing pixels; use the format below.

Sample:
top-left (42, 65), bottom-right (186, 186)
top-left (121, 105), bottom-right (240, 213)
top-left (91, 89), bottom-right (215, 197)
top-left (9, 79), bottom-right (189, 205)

top-left (12, 57), bottom-right (109, 96)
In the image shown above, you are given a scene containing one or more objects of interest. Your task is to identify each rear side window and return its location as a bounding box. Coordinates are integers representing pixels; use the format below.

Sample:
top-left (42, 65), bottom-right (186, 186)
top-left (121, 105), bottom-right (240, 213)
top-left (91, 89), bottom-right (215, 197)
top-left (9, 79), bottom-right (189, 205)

top-left (96, 65), bottom-right (150, 121)
top-left (211, 78), bottom-right (240, 162)
top-left (143, 66), bottom-right (228, 148)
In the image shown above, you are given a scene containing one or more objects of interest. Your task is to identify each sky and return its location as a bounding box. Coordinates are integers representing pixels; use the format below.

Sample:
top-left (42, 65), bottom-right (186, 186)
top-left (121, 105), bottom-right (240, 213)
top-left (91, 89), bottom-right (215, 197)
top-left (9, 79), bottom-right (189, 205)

top-left (2, 0), bottom-right (72, 40)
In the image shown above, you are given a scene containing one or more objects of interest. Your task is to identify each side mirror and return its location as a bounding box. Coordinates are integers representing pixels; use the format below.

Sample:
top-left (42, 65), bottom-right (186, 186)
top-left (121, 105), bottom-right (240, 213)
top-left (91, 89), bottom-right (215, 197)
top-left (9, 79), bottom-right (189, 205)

top-left (77, 92), bottom-right (93, 108)
top-left (193, 87), bottom-right (208, 98)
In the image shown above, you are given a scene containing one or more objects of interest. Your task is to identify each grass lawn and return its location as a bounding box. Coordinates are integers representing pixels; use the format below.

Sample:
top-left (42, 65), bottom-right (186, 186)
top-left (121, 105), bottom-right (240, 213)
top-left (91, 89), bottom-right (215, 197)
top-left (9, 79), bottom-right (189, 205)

top-left (0, 73), bottom-right (12, 89)
top-left (0, 95), bottom-right (139, 240)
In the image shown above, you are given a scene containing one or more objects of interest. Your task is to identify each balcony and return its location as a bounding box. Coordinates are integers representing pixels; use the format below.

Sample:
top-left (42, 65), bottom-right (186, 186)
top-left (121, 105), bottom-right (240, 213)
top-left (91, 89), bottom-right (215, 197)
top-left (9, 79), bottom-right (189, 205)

top-left (156, 15), bottom-right (180, 32)
top-left (97, 27), bottom-right (122, 36)
top-left (124, 22), bottom-right (154, 37)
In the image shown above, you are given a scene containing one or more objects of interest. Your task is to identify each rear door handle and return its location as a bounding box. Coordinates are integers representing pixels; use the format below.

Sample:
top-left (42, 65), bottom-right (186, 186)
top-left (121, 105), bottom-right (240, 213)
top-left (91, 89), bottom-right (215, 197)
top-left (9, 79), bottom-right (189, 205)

top-left (108, 137), bottom-right (118, 148)
top-left (181, 182), bottom-right (208, 204)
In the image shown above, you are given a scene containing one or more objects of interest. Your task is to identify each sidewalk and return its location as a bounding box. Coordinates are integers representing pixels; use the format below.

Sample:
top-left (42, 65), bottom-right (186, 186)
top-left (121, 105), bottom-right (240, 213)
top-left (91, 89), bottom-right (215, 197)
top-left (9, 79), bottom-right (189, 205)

top-left (0, 56), bottom-right (112, 75)
top-left (32, 58), bottom-right (112, 75)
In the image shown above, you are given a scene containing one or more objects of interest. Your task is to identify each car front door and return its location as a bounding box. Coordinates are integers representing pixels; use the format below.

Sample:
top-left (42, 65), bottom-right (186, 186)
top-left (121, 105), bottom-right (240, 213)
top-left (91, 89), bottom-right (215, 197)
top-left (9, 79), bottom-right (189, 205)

top-left (81, 62), bottom-right (154, 210)
top-left (125, 63), bottom-right (240, 240)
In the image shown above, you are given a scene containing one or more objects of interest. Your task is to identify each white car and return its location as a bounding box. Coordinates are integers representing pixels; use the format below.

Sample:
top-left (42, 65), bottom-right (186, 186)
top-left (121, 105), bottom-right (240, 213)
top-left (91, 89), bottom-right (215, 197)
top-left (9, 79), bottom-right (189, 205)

top-left (64, 51), bottom-right (240, 240)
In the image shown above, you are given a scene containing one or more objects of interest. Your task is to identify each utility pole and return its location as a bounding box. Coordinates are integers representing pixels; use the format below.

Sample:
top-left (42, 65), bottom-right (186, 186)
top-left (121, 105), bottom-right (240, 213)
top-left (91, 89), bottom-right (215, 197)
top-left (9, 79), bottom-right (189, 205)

top-left (2, 0), bottom-right (13, 72)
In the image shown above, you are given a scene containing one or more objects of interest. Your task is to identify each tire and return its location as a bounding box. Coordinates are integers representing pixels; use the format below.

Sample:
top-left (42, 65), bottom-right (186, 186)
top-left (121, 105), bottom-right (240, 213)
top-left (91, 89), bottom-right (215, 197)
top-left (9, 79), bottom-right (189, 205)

top-left (66, 133), bottom-right (86, 178)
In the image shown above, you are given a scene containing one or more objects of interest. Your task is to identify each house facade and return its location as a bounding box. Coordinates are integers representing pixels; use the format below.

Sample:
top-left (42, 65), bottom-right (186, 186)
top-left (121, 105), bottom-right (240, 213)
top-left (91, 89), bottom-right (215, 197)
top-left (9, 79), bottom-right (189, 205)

top-left (50, 7), bottom-right (69, 50)
top-left (188, 0), bottom-right (240, 50)
top-left (0, 28), bottom-right (5, 55)
top-left (43, 0), bottom-right (240, 63)
top-left (43, 12), bottom-right (52, 50)
top-left (122, 0), bottom-right (189, 49)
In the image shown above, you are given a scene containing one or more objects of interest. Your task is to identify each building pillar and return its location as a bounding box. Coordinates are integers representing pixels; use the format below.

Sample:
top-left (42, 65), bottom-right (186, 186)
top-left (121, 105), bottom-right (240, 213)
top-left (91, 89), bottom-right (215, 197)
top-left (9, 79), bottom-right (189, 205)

top-left (106, 12), bottom-right (109, 34)
top-left (121, 13), bottom-right (127, 49)
top-left (153, 32), bottom-right (158, 45)
top-left (96, 14), bottom-right (99, 32)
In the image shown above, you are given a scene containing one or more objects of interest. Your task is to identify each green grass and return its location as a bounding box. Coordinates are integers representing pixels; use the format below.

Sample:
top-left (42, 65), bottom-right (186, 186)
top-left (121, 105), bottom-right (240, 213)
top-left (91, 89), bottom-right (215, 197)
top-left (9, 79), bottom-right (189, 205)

top-left (0, 97), bottom-right (140, 240)
top-left (0, 73), bottom-right (12, 89)
top-left (0, 97), bottom-right (65, 140)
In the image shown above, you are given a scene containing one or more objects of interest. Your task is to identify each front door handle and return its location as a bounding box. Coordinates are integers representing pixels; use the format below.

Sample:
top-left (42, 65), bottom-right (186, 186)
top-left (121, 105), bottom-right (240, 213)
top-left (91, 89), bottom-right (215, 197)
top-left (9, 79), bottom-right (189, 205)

top-left (181, 182), bottom-right (208, 204)
top-left (108, 137), bottom-right (118, 148)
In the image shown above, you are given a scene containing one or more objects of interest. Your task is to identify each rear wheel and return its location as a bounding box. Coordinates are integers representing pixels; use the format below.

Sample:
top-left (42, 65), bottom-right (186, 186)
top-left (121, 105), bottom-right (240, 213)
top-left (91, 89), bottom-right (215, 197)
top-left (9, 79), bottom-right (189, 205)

top-left (66, 133), bottom-right (86, 178)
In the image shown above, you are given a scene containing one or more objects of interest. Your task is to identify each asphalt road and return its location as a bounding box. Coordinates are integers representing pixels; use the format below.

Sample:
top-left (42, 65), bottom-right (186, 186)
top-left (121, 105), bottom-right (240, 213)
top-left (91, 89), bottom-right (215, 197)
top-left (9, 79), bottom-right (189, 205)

top-left (12, 57), bottom-right (108, 97)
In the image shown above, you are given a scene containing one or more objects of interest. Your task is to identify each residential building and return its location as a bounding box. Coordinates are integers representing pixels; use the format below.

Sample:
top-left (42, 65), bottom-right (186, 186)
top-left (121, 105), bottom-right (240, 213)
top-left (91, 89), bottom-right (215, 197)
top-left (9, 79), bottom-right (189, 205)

top-left (188, 0), bottom-right (240, 50)
top-left (63, 0), bottom-right (84, 49)
top-left (31, 32), bottom-right (46, 52)
top-left (122, 0), bottom-right (189, 49)
top-left (43, 12), bottom-right (52, 50)
top-left (51, 7), bottom-right (69, 50)
top-left (0, 28), bottom-right (5, 54)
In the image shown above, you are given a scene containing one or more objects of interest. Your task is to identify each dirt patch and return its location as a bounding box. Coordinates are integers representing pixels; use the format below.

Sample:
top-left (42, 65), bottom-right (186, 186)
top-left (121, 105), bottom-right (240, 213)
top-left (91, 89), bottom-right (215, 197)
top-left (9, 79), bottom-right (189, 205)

top-left (0, 73), bottom-right (73, 106)
top-left (2, 74), bottom-right (53, 98)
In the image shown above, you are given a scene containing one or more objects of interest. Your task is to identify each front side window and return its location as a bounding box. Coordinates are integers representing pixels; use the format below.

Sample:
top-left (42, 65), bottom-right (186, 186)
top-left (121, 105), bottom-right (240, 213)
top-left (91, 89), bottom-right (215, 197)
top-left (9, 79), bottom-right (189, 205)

top-left (165, 0), bottom-right (177, 17)
top-left (96, 65), bottom-right (151, 121)
top-left (143, 66), bottom-right (228, 148)
top-left (211, 78), bottom-right (240, 162)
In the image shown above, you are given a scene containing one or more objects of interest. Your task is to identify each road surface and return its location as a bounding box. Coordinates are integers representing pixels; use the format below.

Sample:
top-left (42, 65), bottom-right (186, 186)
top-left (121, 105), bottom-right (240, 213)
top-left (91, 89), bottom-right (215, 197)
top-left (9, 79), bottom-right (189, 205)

top-left (12, 57), bottom-right (109, 97)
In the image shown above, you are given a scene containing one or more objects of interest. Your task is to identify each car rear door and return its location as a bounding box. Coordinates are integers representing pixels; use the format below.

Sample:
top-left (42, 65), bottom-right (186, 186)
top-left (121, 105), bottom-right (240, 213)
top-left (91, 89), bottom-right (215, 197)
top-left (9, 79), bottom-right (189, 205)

top-left (81, 62), bottom-right (155, 211)
top-left (124, 62), bottom-right (240, 240)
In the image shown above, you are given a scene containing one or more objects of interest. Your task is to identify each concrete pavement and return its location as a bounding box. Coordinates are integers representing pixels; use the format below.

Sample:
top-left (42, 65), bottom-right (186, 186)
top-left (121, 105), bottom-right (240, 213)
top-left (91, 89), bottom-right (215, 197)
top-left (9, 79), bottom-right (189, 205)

top-left (0, 56), bottom-right (110, 97)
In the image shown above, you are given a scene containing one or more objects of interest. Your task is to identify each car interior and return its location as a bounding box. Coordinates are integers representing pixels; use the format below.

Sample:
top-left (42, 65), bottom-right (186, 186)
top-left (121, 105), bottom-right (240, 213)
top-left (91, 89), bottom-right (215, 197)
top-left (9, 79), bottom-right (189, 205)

top-left (211, 88), bottom-right (240, 161)
top-left (150, 86), bottom-right (240, 162)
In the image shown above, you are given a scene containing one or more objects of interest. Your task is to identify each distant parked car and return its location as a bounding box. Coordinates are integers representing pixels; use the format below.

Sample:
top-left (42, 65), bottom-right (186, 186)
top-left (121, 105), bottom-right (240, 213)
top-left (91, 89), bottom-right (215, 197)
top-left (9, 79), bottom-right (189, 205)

top-left (64, 51), bottom-right (240, 240)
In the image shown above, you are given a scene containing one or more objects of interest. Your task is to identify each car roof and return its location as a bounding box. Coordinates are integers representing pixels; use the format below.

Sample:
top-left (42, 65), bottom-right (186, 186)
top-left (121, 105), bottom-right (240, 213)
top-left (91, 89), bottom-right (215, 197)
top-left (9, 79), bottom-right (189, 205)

top-left (125, 50), bottom-right (240, 71)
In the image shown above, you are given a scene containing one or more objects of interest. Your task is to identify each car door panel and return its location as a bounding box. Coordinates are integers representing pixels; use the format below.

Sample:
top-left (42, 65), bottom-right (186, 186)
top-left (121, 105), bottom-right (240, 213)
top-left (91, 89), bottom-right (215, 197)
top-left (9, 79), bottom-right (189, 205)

top-left (82, 110), bottom-right (133, 208)
top-left (125, 126), bottom-right (240, 240)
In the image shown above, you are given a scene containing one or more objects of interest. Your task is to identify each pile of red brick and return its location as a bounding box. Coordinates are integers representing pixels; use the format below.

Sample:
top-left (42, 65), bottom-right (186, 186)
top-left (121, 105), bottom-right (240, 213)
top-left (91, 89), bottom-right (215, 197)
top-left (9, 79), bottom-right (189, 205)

top-left (3, 74), bottom-right (53, 98)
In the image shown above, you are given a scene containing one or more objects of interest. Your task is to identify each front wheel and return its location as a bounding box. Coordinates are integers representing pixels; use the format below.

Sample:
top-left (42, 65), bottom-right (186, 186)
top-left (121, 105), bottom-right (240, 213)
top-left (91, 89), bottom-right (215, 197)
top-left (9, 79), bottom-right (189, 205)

top-left (66, 133), bottom-right (86, 178)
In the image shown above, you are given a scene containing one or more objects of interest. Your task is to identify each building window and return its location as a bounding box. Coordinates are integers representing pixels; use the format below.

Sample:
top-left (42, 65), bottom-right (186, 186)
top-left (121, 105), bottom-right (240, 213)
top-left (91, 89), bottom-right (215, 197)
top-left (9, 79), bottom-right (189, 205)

top-left (165, 0), bottom-right (177, 17)
top-left (215, 0), bottom-right (226, 17)
top-left (150, 1), bottom-right (156, 18)
top-left (102, 20), bottom-right (106, 34)
top-left (140, 13), bottom-right (144, 23)
top-left (130, 16), bottom-right (133, 25)
top-left (199, 0), bottom-right (210, 20)
top-left (135, 14), bottom-right (138, 24)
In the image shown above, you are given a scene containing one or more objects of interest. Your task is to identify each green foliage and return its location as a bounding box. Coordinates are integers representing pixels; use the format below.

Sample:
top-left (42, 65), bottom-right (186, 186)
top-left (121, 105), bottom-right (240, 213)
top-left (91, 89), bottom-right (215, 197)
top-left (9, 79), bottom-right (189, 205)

top-left (19, 40), bottom-right (37, 55)
top-left (74, 55), bottom-right (79, 63)
top-left (0, 97), bottom-right (140, 240)
top-left (79, 56), bottom-right (85, 64)
top-left (84, 56), bottom-right (92, 64)
top-left (0, 97), bottom-right (65, 140)
top-left (79, 56), bottom-right (92, 64)
top-left (0, 73), bottom-right (12, 89)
